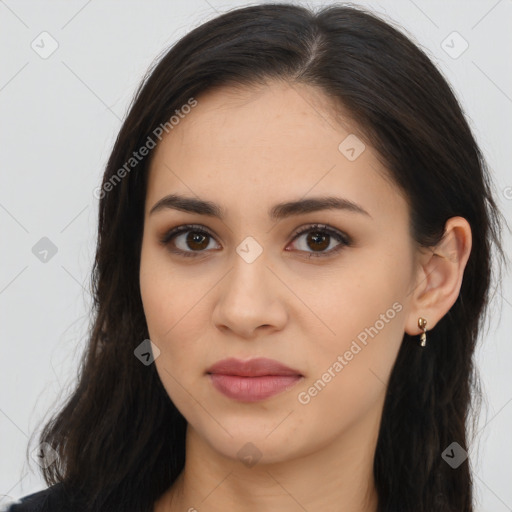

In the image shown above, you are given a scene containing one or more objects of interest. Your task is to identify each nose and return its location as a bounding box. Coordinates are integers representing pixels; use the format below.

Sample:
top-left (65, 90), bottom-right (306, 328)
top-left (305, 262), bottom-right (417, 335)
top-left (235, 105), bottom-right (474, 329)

top-left (211, 253), bottom-right (288, 339)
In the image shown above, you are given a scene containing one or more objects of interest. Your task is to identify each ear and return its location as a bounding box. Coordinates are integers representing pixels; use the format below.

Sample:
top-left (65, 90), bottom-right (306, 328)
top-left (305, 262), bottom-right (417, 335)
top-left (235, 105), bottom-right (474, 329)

top-left (405, 216), bottom-right (472, 336)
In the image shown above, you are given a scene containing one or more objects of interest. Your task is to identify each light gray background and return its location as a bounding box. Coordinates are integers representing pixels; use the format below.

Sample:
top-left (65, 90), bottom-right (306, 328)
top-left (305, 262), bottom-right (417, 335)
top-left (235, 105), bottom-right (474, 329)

top-left (1, 0), bottom-right (511, 510)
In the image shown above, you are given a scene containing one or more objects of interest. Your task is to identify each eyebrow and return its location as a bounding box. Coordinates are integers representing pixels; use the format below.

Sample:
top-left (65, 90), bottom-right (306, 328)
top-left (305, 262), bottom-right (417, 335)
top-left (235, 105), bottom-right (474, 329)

top-left (149, 193), bottom-right (371, 220)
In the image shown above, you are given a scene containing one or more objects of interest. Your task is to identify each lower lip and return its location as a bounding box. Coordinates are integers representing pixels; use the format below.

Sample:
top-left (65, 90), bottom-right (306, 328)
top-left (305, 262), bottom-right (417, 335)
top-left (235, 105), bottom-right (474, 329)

top-left (208, 374), bottom-right (303, 402)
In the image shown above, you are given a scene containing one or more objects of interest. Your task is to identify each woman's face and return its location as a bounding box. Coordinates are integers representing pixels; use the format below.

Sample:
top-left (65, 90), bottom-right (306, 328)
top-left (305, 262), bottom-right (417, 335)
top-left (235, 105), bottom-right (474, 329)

top-left (139, 80), bottom-right (419, 465)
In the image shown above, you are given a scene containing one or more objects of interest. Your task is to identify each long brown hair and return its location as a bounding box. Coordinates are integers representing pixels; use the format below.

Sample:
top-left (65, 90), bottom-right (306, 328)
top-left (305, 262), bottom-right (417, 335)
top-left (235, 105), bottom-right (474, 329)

top-left (33, 3), bottom-right (505, 511)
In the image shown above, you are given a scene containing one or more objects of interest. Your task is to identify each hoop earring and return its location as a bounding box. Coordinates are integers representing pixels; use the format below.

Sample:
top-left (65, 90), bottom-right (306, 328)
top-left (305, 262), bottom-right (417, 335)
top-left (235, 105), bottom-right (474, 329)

top-left (418, 317), bottom-right (427, 347)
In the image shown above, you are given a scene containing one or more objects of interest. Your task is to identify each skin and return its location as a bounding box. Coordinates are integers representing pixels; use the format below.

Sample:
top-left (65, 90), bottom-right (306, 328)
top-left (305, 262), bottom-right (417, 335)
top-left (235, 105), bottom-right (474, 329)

top-left (139, 80), bottom-right (472, 512)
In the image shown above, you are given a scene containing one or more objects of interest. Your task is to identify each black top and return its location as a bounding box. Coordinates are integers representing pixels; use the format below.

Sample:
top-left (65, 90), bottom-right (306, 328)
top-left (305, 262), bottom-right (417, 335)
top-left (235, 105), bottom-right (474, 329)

top-left (0, 483), bottom-right (102, 512)
top-left (5, 484), bottom-right (74, 512)
top-left (4, 485), bottom-right (156, 512)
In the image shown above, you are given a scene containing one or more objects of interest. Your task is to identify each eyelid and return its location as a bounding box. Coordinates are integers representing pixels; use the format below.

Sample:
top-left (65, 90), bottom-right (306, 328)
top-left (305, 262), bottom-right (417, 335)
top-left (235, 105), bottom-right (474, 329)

top-left (160, 222), bottom-right (352, 258)
top-left (289, 223), bottom-right (351, 245)
top-left (160, 223), bottom-right (214, 239)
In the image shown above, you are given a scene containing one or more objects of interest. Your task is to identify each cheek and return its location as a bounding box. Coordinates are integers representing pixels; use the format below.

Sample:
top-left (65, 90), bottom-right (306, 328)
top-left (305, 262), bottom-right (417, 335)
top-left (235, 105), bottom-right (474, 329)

top-left (298, 250), bottom-right (409, 387)
top-left (140, 264), bottom-right (205, 408)
top-left (293, 363), bottom-right (386, 457)
top-left (139, 247), bottom-right (212, 384)
top-left (293, 271), bottom-right (406, 444)
top-left (140, 242), bottom-right (196, 338)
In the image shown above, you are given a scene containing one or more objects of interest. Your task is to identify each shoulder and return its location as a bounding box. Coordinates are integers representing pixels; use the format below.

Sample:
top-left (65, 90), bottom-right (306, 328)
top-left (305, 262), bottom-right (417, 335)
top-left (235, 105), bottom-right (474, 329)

top-left (3, 483), bottom-right (72, 512)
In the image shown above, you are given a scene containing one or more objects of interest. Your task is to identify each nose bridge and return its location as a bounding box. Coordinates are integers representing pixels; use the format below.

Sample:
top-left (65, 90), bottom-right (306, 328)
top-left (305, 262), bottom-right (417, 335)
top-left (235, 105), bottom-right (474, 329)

top-left (228, 238), bottom-right (271, 304)
top-left (212, 239), bottom-right (287, 335)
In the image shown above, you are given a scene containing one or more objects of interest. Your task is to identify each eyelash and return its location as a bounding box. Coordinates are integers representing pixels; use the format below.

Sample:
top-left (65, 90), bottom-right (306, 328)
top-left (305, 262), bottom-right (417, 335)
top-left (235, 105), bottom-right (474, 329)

top-left (159, 223), bottom-right (352, 259)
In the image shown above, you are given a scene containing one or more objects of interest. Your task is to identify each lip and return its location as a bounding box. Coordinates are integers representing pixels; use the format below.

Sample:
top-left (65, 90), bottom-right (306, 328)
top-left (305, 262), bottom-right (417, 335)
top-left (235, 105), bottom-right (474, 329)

top-left (206, 357), bottom-right (304, 402)
top-left (206, 357), bottom-right (302, 377)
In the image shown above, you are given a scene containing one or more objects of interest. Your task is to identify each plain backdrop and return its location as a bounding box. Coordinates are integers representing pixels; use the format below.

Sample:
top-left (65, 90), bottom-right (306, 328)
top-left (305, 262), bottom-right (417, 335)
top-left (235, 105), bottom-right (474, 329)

top-left (1, 0), bottom-right (511, 510)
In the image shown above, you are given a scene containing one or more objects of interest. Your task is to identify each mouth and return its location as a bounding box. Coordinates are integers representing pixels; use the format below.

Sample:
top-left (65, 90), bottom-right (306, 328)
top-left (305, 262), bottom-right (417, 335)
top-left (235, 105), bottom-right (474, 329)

top-left (206, 357), bottom-right (304, 402)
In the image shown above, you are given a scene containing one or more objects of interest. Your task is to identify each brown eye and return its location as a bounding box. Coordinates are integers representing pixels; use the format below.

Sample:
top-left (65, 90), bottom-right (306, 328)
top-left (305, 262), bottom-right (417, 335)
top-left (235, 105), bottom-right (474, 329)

top-left (160, 225), bottom-right (220, 257)
top-left (160, 223), bottom-right (351, 259)
top-left (288, 224), bottom-right (351, 258)
top-left (183, 231), bottom-right (210, 251)
top-left (306, 231), bottom-right (330, 251)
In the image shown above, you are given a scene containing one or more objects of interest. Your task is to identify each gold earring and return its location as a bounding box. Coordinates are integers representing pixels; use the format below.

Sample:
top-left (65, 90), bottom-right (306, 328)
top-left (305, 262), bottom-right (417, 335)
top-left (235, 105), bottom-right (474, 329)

top-left (418, 317), bottom-right (427, 347)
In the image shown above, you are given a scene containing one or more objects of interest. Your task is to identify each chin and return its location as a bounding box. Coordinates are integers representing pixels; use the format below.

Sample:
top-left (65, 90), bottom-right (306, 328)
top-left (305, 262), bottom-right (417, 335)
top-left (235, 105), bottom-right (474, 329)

top-left (198, 423), bottom-right (304, 467)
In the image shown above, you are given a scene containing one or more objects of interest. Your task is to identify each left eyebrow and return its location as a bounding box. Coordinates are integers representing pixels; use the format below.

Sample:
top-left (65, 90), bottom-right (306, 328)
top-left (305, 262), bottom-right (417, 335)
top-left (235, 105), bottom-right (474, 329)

top-left (149, 194), bottom-right (372, 220)
top-left (269, 196), bottom-right (372, 220)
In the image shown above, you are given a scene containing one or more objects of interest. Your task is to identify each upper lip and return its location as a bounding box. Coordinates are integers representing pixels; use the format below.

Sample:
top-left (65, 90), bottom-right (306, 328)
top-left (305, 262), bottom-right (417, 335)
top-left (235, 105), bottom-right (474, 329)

top-left (206, 357), bottom-right (303, 377)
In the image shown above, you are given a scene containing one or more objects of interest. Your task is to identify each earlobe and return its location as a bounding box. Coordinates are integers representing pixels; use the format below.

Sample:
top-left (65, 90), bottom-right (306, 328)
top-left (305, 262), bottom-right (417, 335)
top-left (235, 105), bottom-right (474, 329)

top-left (405, 216), bottom-right (472, 337)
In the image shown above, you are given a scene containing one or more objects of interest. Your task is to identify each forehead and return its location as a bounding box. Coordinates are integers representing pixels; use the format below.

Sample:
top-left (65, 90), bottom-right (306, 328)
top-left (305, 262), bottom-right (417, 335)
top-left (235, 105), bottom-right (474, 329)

top-left (158, 80), bottom-right (354, 159)
top-left (145, 81), bottom-right (408, 225)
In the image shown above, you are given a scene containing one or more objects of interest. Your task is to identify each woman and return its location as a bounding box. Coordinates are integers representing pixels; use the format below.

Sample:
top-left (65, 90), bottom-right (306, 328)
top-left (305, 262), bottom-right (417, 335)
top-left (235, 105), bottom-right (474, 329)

top-left (8, 2), bottom-right (505, 511)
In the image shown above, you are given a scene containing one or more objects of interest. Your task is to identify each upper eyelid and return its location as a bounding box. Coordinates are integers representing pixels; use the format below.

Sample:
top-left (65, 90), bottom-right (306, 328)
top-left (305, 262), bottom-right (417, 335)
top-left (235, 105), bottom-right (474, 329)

top-left (290, 223), bottom-right (349, 241)
top-left (162, 223), bottom-right (351, 246)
